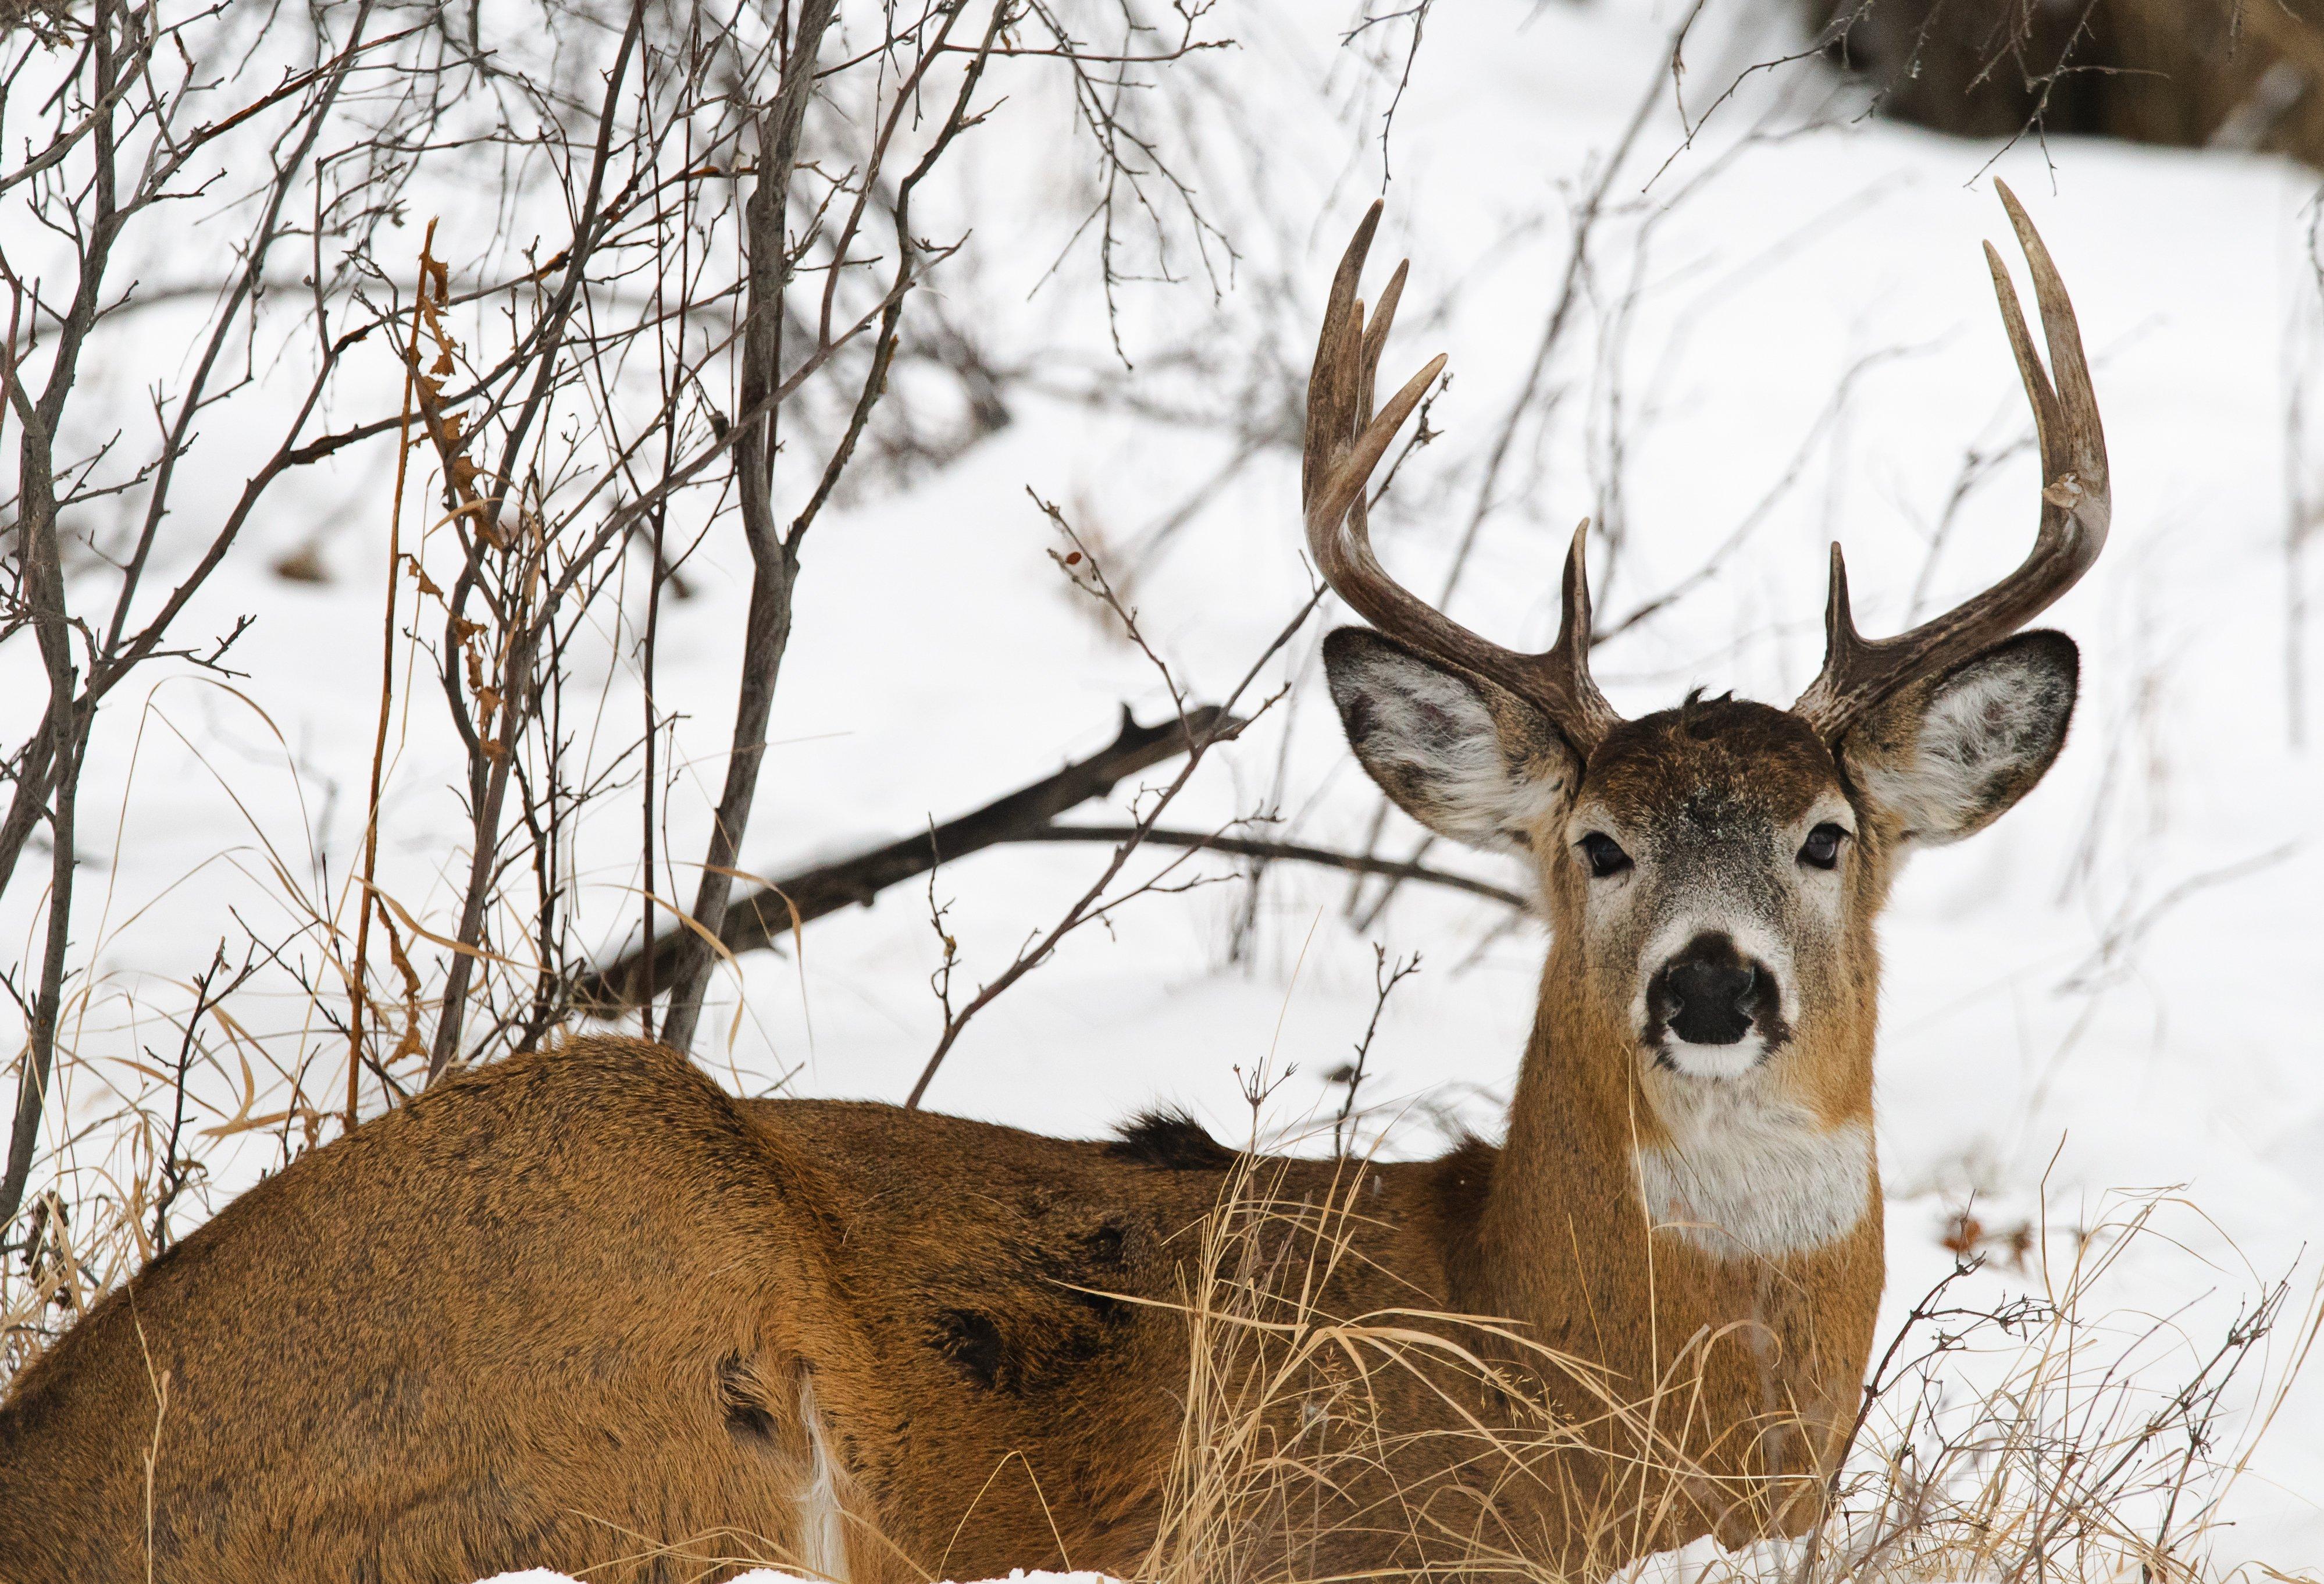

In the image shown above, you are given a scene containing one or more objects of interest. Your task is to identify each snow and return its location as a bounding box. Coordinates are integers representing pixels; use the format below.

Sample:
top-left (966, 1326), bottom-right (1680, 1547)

top-left (10, 0), bottom-right (2324, 1572)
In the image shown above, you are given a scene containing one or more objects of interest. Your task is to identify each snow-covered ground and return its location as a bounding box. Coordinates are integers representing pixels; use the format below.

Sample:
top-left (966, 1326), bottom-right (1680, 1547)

top-left (11, 0), bottom-right (2324, 1572)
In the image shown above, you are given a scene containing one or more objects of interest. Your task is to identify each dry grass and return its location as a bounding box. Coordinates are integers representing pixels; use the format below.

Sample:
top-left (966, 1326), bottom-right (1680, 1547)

top-left (1123, 1161), bottom-right (2324, 1584)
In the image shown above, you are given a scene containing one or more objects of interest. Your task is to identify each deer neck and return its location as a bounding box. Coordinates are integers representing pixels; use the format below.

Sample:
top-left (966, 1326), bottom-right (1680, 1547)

top-left (1468, 938), bottom-right (1880, 1334)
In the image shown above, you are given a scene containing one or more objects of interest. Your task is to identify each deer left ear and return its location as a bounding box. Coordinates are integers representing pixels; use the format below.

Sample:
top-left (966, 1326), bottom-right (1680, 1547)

top-left (1841, 629), bottom-right (2079, 846)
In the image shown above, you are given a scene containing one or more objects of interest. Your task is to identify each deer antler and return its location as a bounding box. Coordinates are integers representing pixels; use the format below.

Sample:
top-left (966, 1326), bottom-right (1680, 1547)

top-left (1304, 202), bottom-right (1624, 755)
top-left (1793, 181), bottom-right (2111, 741)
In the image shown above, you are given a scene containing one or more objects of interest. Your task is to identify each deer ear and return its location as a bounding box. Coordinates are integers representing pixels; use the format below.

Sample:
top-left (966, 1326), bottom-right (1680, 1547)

top-left (1323, 627), bottom-right (1580, 854)
top-left (1841, 629), bottom-right (2079, 847)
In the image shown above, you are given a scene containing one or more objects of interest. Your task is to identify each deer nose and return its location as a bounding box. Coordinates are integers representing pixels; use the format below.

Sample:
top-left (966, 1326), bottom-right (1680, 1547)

top-left (1659, 936), bottom-right (1760, 1046)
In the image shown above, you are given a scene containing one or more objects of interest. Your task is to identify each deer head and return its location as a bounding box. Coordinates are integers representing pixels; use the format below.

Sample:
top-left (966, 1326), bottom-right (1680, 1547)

top-left (1310, 190), bottom-right (2105, 1237)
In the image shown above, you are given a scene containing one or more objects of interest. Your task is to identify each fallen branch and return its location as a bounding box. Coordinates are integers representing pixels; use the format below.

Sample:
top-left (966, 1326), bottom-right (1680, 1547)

top-left (580, 703), bottom-right (1241, 1010)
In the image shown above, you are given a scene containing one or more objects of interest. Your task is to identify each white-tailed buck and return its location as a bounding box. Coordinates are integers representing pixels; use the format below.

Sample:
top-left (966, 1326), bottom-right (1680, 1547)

top-left (0, 185), bottom-right (2106, 1584)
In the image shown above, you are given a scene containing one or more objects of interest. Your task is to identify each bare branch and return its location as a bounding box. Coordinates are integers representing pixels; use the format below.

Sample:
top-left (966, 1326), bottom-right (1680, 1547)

top-left (582, 703), bottom-right (1241, 1011)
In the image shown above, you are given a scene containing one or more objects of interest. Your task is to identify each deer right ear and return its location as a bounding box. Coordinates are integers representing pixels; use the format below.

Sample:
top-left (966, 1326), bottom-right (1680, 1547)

top-left (1323, 627), bottom-right (1581, 854)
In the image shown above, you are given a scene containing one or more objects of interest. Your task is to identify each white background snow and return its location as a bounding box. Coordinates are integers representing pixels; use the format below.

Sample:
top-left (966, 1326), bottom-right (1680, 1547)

top-left (9, 0), bottom-right (2324, 1573)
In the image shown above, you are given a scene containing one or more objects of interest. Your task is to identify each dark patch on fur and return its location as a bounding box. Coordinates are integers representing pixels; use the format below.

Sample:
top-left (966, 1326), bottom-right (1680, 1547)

top-left (1038, 1221), bottom-right (1136, 1327)
top-left (1107, 1109), bottom-right (1234, 1172)
top-left (1678, 687), bottom-right (1735, 738)
top-left (931, 1308), bottom-right (1010, 1392)
top-left (1080, 1220), bottom-right (1126, 1266)
top-left (1426, 1137), bottom-right (1498, 1303)
top-left (913, 1211), bottom-right (1155, 1403)
top-left (1428, 1137), bottom-right (1495, 1220)
top-left (1589, 696), bottom-right (1842, 830)
top-left (715, 1351), bottom-right (776, 1440)
top-left (1609, 695), bottom-right (1834, 773)
top-left (1055, 1286), bottom-right (1131, 1335)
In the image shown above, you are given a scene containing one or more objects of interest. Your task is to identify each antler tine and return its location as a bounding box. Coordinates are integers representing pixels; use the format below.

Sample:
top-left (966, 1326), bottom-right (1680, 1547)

top-left (1359, 258), bottom-right (1407, 425)
top-left (1340, 259), bottom-right (1406, 549)
top-left (1795, 184), bottom-right (2111, 740)
top-left (1302, 202), bottom-right (1378, 511)
top-left (1989, 180), bottom-right (2119, 511)
top-left (1303, 203), bottom-right (1623, 754)
top-left (1547, 520), bottom-right (1621, 744)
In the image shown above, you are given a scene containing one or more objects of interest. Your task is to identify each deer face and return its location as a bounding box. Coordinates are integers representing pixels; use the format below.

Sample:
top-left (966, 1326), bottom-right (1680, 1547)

top-left (1324, 626), bottom-right (2079, 1123)
top-left (1569, 696), bottom-right (1860, 1088)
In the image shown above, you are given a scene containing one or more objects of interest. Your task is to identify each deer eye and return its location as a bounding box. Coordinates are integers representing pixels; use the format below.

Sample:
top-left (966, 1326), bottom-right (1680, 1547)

top-left (1799, 823), bottom-right (1848, 870)
top-left (1578, 832), bottom-right (1632, 879)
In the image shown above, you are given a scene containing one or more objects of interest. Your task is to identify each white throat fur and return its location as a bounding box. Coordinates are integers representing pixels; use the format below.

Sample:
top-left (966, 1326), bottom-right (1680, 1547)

top-left (1631, 1071), bottom-right (1873, 1261)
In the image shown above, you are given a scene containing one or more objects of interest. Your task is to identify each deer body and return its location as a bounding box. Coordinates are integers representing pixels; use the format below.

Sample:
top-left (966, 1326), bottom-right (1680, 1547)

top-left (0, 187), bottom-right (2106, 1583)
top-left (0, 1026), bottom-right (1877, 1582)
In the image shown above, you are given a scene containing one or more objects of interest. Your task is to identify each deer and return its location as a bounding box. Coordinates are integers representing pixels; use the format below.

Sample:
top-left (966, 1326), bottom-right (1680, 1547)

top-left (0, 183), bottom-right (2106, 1584)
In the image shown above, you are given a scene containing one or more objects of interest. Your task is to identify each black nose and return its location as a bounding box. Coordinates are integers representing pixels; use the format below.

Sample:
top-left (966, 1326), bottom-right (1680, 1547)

top-left (1656, 934), bottom-right (1761, 1046)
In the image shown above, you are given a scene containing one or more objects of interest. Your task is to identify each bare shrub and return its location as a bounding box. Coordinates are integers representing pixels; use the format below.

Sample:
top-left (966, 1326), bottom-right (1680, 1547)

top-left (0, 0), bottom-right (1239, 1365)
